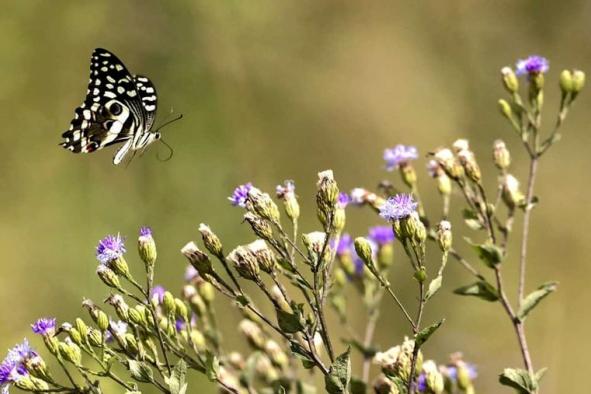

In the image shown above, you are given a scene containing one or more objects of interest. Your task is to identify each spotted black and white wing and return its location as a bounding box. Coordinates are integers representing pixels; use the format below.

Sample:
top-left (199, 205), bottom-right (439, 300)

top-left (61, 48), bottom-right (158, 164)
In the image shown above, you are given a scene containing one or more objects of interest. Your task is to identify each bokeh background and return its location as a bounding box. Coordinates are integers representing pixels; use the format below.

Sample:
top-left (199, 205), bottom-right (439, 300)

top-left (1, 1), bottom-right (590, 392)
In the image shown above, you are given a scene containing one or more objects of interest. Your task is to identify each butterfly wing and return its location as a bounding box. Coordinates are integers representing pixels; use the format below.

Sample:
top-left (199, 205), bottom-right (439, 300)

top-left (133, 74), bottom-right (158, 131)
top-left (61, 48), bottom-right (153, 159)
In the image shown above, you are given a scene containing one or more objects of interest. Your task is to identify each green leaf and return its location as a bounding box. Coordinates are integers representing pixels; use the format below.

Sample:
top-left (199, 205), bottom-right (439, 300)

top-left (236, 295), bottom-right (251, 307)
top-left (454, 281), bottom-right (499, 302)
top-left (276, 304), bottom-right (305, 334)
top-left (415, 319), bottom-right (445, 347)
top-left (205, 351), bottom-right (220, 381)
top-left (166, 359), bottom-right (187, 394)
top-left (535, 367), bottom-right (547, 384)
top-left (462, 209), bottom-right (483, 230)
top-left (350, 377), bottom-right (366, 394)
top-left (425, 275), bottom-right (442, 300)
top-left (128, 360), bottom-right (153, 383)
top-left (499, 368), bottom-right (537, 393)
top-left (290, 342), bottom-right (315, 369)
top-left (324, 348), bottom-right (351, 394)
top-left (464, 237), bottom-right (503, 268)
top-left (517, 282), bottom-right (558, 321)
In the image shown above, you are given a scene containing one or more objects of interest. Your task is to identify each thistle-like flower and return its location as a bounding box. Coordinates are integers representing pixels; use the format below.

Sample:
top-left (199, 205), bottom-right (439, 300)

top-left (31, 318), bottom-right (56, 337)
top-left (96, 234), bottom-right (126, 265)
top-left (515, 55), bottom-right (549, 76)
top-left (276, 180), bottom-right (300, 221)
top-left (0, 340), bottom-right (37, 393)
top-left (138, 226), bottom-right (157, 268)
top-left (384, 144), bottom-right (418, 171)
top-left (379, 194), bottom-right (418, 221)
top-left (229, 183), bottom-right (252, 208)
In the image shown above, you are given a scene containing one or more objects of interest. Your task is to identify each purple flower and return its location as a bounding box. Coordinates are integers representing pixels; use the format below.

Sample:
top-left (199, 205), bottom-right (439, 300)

top-left (0, 340), bottom-right (35, 392)
top-left (276, 181), bottom-right (296, 199)
top-left (110, 320), bottom-right (128, 336)
top-left (379, 194), bottom-right (418, 221)
top-left (184, 265), bottom-right (199, 282)
top-left (229, 183), bottom-right (252, 207)
top-left (337, 192), bottom-right (350, 209)
top-left (417, 373), bottom-right (427, 392)
top-left (151, 285), bottom-right (166, 304)
top-left (96, 234), bottom-right (126, 265)
top-left (515, 55), bottom-right (549, 76)
top-left (139, 226), bottom-right (152, 238)
top-left (334, 234), bottom-right (354, 256)
top-left (384, 145), bottom-right (418, 171)
top-left (368, 226), bottom-right (395, 246)
top-left (31, 318), bottom-right (56, 336)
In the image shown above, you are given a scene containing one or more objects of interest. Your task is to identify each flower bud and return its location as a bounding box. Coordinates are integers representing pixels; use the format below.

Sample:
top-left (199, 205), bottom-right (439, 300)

top-left (190, 329), bottom-right (206, 352)
top-left (316, 170), bottom-right (339, 209)
top-left (247, 239), bottom-right (276, 274)
top-left (265, 339), bottom-right (289, 369)
top-left (138, 227), bottom-right (157, 269)
top-left (559, 69), bottom-right (574, 95)
top-left (15, 376), bottom-right (47, 391)
top-left (43, 335), bottom-right (59, 356)
top-left (402, 212), bottom-right (427, 245)
top-left (26, 355), bottom-right (50, 382)
top-left (436, 221), bottom-right (452, 253)
top-left (493, 139), bottom-right (511, 170)
top-left (270, 285), bottom-right (293, 313)
top-left (128, 307), bottom-right (145, 327)
top-left (87, 328), bottom-right (103, 347)
top-left (501, 174), bottom-right (526, 209)
top-left (198, 223), bottom-right (223, 257)
top-left (248, 187), bottom-right (281, 224)
top-left (302, 231), bottom-right (327, 258)
top-left (196, 280), bottom-right (216, 304)
top-left (97, 311), bottom-right (109, 332)
top-left (399, 163), bottom-right (417, 188)
top-left (354, 237), bottom-right (375, 269)
top-left (333, 267), bottom-right (347, 287)
top-left (498, 98), bottom-right (513, 120)
top-left (68, 328), bottom-right (83, 346)
top-left (74, 318), bottom-right (88, 340)
top-left (434, 148), bottom-right (463, 180)
top-left (106, 294), bottom-right (129, 322)
top-left (189, 294), bottom-right (207, 318)
top-left (456, 362), bottom-right (474, 390)
top-left (255, 354), bottom-right (279, 383)
top-left (96, 265), bottom-right (121, 289)
top-left (452, 139), bottom-right (470, 154)
top-left (181, 242), bottom-right (213, 276)
top-left (125, 333), bottom-right (139, 355)
top-left (243, 212), bottom-right (274, 241)
top-left (174, 298), bottom-right (189, 321)
top-left (108, 255), bottom-right (131, 279)
top-left (227, 245), bottom-right (260, 281)
top-left (572, 69), bottom-right (586, 95)
top-left (501, 66), bottom-right (519, 93)
top-left (457, 149), bottom-right (481, 183)
top-left (427, 160), bottom-right (451, 195)
top-left (239, 319), bottom-right (265, 349)
top-left (377, 243), bottom-right (394, 269)
top-left (276, 180), bottom-right (300, 221)
top-left (59, 338), bottom-right (82, 365)
top-left (162, 291), bottom-right (176, 315)
top-left (423, 360), bottom-right (445, 394)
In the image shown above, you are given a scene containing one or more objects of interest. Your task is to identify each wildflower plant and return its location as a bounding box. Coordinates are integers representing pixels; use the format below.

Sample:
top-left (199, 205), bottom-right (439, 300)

top-left (5, 56), bottom-right (584, 394)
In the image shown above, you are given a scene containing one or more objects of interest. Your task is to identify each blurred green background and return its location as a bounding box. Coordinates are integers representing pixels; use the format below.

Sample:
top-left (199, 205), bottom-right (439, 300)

top-left (1, 1), bottom-right (590, 392)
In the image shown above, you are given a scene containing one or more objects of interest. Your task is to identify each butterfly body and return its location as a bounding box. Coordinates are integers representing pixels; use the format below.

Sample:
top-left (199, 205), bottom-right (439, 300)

top-left (61, 48), bottom-right (160, 165)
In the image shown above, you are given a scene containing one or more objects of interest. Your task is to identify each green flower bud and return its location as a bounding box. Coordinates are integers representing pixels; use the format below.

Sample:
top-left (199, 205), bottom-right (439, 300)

top-left (456, 362), bottom-right (473, 390)
top-left (436, 221), bottom-right (452, 253)
top-left (400, 163), bottom-right (417, 188)
top-left (493, 139), bottom-right (511, 170)
top-left (243, 212), bottom-right (274, 241)
top-left (106, 294), bottom-right (129, 322)
top-left (457, 149), bottom-right (481, 184)
top-left (276, 181), bottom-right (301, 222)
top-left (87, 328), bottom-right (103, 347)
top-left (248, 187), bottom-right (281, 224)
top-left (128, 307), bottom-right (145, 327)
top-left (265, 339), bottom-right (289, 369)
top-left (227, 245), bottom-right (260, 281)
top-left (402, 212), bottom-right (427, 245)
top-left (498, 98), bottom-right (513, 120)
top-left (68, 328), bottom-right (83, 346)
top-left (181, 242), bottom-right (213, 276)
top-left (189, 294), bottom-right (208, 318)
top-left (138, 227), bottom-right (157, 269)
top-left (42, 335), bottom-right (59, 356)
top-left (501, 173), bottom-right (526, 209)
top-left (198, 223), bottom-right (224, 257)
top-left (196, 281), bottom-right (216, 304)
top-left (108, 256), bottom-right (131, 279)
top-left (414, 267), bottom-right (427, 283)
top-left (74, 318), bottom-right (89, 340)
top-left (239, 319), bottom-right (265, 349)
top-left (59, 339), bottom-right (82, 365)
top-left (572, 69), bottom-right (586, 95)
top-left (174, 298), bottom-right (189, 321)
top-left (354, 237), bottom-right (375, 269)
top-left (501, 66), bottom-right (519, 93)
top-left (96, 265), bottom-right (121, 289)
top-left (316, 169), bottom-right (339, 209)
top-left (162, 291), bottom-right (176, 315)
top-left (124, 333), bottom-right (139, 355)
top-left (434, 148), bottom-right (464, 180)
top-left (559, 69), bottom-right (574, 95)
top-left (15, 376), bottom-right (40, 391)
top-left (333, 267), bottom-right (347, 287)
top-left (97, 311), bottom-right (110, 332)
top-left (190, 329), bottom-right (206, 352)
top-left (377, 243), bottom-right (394, 269)
top-left (333, 206), bottom-right (346, 234)
top-left (423, 360), bottom-right (445, 394)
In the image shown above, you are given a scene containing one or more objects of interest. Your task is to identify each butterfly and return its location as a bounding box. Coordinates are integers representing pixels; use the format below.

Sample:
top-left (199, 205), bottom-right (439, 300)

top-left (61, 48), bottom-right (165, 165)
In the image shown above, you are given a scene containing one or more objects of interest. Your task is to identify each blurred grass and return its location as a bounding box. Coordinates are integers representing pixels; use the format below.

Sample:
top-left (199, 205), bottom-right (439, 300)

top-left (1, 1), bottom-right (591, 392)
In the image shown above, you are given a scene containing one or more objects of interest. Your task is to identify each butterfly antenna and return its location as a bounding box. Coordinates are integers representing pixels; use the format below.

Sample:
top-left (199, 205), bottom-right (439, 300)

top-left (157, 138), bottom-right (174, 162)
top-left (155, 113), bottom-right (183, 133)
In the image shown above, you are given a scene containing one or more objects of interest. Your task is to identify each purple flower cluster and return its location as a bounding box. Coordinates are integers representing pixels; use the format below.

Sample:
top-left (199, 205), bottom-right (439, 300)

top-left (515, 55), bottom-right (549, 76)
top-left (384, 145), bottom-right (418, 171)
top-left (337, 192), bottom-right (350, 209)
top-left (275, 181), bottom-right (295, 199)
top-left (151, 285), bottom-right (166, 304)
top-left (368, 226), bottom-right (395, 246)
top-left (229, 183), bottom-right (252, 207)
top-left (379, 194), bottom-right (418, 221)
top-left (139, 226), bottom-right (152, 238)
top-left (31, 318), bottom-right (56, 336)
top-left (96, 234), bottom-right (126, 265)
top-left (0, 340), bottom-right (36, 393)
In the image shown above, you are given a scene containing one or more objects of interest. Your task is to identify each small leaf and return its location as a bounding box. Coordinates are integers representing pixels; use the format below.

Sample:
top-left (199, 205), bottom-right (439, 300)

top-left (235, 295), bottom-right (250, 307)
top-left (534, 367), bottom-right (547, 386)
top-left (276, 304), bottom-right (305, 334)
top-left (128, 360), bottom-right (153, 383)
top-left (166, 359), bottom-right (188, 394)
top-left (415, 319), bottom-right (445, 347)
top-left (462, 209), bottom-right (483, 230)
top-left (205, 352), bottom-right (220, 381)
top-left (290, 342), bottom-right (315, 369)
top-left (454, 281), bottom-right (499, 302)
top-left (425, 275), bottom-right (443, 300)
top-left (517, 282), bottom-right (557, 321)
top-left (499, 368), bottom-right (536, 393)
top-left (350, 377), bottom-right (366, 394)
top-left (324, 348), bottom-right (352, 394)
top-left (464, 237), bottom-right (503, 268)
